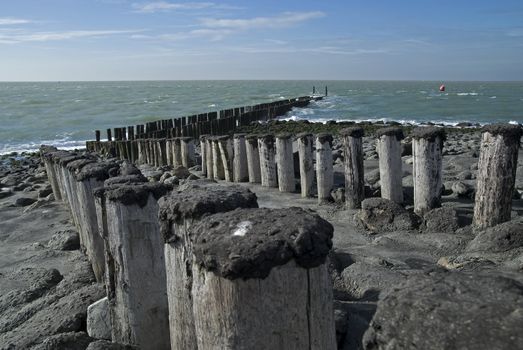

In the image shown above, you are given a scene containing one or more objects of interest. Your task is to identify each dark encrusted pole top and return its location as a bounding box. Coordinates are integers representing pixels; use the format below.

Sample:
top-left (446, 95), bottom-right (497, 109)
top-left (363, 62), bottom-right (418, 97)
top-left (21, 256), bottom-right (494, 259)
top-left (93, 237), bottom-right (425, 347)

top-left (179, 137), bottom-right (193, 142)
top-left (94, 181), bottom-right (169, 208)
top-left (233, 133), bottom-right (247, 139)
top-left (296, 132), bottom-right (313, 139)
top-left (316, 133), bottom-right (333, 144)
top-left (410, 126), bottom-right (446, 142)
top-left (245, 134), bottom-right (259, 140)
top-left (158, 184), bottom-right (258, 243)
top-left (57, 154), bottom-right (93, 166)
top-left (376, 127), bottom-right (405, 140)
top-left (482, 123), bottom-right (523, 141)
top-left (74, 162), bottom-right (120, 182)
top-left (257, 134), bottom-right (275, 142)
top-left (339, 127), bottom-right (364, 138)
top-left (275, 132), bottom-right (293, 140)
top-left (199, 134), bottom-right (210, 140)
top-left (191, 207), bottom-right (333, 280)
top-left (66, 158), bottom-right (96, 173)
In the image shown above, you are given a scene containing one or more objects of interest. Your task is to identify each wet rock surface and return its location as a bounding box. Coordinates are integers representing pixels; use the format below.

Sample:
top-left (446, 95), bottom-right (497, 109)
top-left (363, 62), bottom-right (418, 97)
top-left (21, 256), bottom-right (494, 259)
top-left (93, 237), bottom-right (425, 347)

top-left (357, 198), bottom-right (419, 233)
top-left (363, 271), bottom-right (523, 350)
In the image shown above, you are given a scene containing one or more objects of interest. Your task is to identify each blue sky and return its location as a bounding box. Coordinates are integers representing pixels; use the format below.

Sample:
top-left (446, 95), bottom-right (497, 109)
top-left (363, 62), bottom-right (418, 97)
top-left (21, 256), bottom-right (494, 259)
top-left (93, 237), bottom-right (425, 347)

top-left (1, 0), bottom-right (522, 81)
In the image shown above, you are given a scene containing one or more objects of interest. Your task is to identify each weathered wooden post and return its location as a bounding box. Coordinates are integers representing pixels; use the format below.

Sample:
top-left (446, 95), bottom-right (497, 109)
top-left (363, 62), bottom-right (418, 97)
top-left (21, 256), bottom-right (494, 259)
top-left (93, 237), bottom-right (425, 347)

top-left (211, 137), bottom-right (225, 180)
top-left (316, 133), bottom-right (334, 202)
top-left (340, 127), bottom-right (365, 209)
top-left (94, 181), bottom-right (171, 349)
top-left (95, 130), bottom-right (101, 142)
top-left (412, 127), bottom-right (445, 215)
top-left (41, 148), bottom-right (65, 201)
top-left (107, 129), bottom-right (112, 142)
top-left (205, 137), bottom-right (214, 179)
top-left (190, 207), bottom-right (336, 349)
top-left (70, 161), bottom-right (119, 282)
top-left (258, 134), bottom-right (278, 188)
top-left (165, 139), bottom-right (173, 166)
top-left (297, 133), bottom-right (314, 197)
top-left (233, 134), bottom-right (249, 182)
top-left (217, 135), bottom-right (234, 182)
top-left (180, 137), bottom-right (196, 168)
top-left (275, 133), bottom-right (295, 192)
top-left (245, 134), bottom-right (261, 183)
top-left (473, 124), bottom-right (522, 229)
top-left (200, 135), bottom-right (208, 176)
top-left (376, 127), bottom-right (404, 204)
top-left (158, 184), bottom-right (258, 350)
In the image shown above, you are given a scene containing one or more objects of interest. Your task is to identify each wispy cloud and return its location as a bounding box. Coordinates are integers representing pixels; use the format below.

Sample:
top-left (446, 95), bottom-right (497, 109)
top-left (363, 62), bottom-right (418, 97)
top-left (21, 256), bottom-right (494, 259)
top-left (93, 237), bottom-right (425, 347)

top-left (230, 45), bottom-right (388, 55)
top-left (264, 39), bottom-right (288, 45)
top-left (132, 1), bottom-right (239, 13)
top-left (0, 18), bottom-right (32, 25)
top-left (0, 29), bottom-right (143, 44)
top-left (200, 11), bottom-right (325, 30)
top-left (133, 11), bottom-right (326, 42)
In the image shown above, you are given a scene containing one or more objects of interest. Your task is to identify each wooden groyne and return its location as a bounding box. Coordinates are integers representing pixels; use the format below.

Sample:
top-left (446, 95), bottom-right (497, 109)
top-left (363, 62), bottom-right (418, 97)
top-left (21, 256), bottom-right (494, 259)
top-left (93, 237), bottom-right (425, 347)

top-left (86, 95), bottom-right (321, 159)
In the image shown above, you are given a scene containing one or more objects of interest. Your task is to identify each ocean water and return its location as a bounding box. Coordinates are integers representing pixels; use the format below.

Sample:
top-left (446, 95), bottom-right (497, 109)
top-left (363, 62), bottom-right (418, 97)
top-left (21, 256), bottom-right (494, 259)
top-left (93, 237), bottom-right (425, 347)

top-left (1, 80), bottom-right (522, 154)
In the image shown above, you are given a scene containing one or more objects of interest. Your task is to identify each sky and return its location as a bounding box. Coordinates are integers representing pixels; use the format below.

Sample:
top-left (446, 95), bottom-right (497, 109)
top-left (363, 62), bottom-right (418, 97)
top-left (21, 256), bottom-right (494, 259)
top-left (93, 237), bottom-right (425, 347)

top-left (0, 0), bottom-right (522, 81)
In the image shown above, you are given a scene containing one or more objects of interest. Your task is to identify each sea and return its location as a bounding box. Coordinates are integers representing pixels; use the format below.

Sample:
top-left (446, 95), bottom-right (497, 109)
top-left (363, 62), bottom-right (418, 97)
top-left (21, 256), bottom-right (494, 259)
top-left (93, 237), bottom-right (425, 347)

top-left (1, 80), bottom-right (522, 155)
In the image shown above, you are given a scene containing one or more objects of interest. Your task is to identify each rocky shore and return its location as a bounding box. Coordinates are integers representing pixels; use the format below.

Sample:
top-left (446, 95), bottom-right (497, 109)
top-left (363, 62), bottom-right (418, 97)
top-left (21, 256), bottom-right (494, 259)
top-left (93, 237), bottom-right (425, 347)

top-left (0, 122), bottom-right (522, 349)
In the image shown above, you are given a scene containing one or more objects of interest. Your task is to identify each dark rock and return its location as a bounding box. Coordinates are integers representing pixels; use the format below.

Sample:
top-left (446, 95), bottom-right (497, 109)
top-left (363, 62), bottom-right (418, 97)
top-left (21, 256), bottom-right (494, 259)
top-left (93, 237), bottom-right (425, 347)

top-left (31, 331), bottom-right (93, 350)
top-left (365, 169), bottom-right (380, 186)
top-left (467, 217), bottom-right (523, 253)
top-left (363, 271), bottom-right (523, 350)
top-left (457, 170), bottom-right (473, 180)
top-left (357, 198), bottom-right (419, 233)
top-left (331, 188), bottom-right (345, 204)
top-left (38, 188), bottom-right (53, 198)
top-left (13, 183), bottom-right (31, 191)
top-left (452, 181), bottom-right (474, 198)
top-left (14, 197), bottom-right (37, 207)
top-left (341, 262), bottom-right (407, 301)
top-left (47, 230), bottom-right (81, 251)
top-left (0, 190), bottom-right (13, 199)
top-left (421, 207), bottom-right (460, 233)
top-left (172, 165), bottom-right (190, 179)
top-left (86, 340), bottom-right (138, 350)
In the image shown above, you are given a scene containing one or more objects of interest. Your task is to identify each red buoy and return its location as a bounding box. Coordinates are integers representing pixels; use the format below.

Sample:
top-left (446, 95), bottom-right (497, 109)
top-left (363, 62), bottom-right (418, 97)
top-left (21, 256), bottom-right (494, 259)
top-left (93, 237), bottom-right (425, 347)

top-left (439, 84), bottom-right (445, 92)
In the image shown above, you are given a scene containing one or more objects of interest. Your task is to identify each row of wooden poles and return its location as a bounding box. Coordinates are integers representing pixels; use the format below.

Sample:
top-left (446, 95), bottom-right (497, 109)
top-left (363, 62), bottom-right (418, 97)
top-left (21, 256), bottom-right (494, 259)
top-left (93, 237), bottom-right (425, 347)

top-left (91, 95), bottom-right (318, 144)
top-left (40, 146), bottom-right (337, 349)
top-left (96, 123), bottom-right (522, 230)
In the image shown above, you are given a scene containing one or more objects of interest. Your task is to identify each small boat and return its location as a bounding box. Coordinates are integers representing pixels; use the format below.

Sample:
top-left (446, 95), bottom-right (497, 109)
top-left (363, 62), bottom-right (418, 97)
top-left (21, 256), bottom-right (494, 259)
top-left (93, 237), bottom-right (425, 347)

top-left (439, 84), bottom-right (445, 92)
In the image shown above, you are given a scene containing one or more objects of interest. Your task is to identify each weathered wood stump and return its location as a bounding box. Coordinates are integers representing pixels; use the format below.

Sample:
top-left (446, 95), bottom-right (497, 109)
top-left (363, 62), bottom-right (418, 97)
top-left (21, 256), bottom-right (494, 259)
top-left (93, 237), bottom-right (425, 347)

top-left (258, 134), bottom-right (278, 188)
top-left (94, 181), bottom-right (171, 349)
top-left (276, 133), bottom-right (295, 192)
top-left (190, 207), bottom-right (336, 350)
top-left (158, 184), bottom-right (258, 350)
top-left (172, 138), bottom-right (183, 167)
top-left (233, 134), bottom-right (249, 182)
top-left (180, 137), bottom-right (196, 168)
top-left (297, 133), bottom-right (314, 198)
top-left (340, 127), bottom-right (365, 209)
top-left (205, 137), bottom-right (214, 179)
top-left (211, 137), bottom-right (225, 180)
top-left (199, 135), bottom-right (209, 176)
top-left (245, 134), bottom-right (261, 183)
top-left (473, 124), bottom-right (522, 229)
top-left (316, 133), bottom-right (334, 203)
top-left (41, 148), bottom-right (66, 201)
top-left (68, 160), bottom-right (119, 282)
top-left (376, 127), bottom-right (404, 204)
top-left (217, 135), bottom-right (234, 182)
top-left (412, 127), bottom-right (445, 215)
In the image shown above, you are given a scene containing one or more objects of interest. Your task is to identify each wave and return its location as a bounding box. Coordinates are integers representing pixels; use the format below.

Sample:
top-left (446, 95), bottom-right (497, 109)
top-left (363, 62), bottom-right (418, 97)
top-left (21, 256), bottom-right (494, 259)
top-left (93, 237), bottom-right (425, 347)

top-left (0, 139), bottom-right (87, 155)
top-left (456, 92), bottom-right (479, 96)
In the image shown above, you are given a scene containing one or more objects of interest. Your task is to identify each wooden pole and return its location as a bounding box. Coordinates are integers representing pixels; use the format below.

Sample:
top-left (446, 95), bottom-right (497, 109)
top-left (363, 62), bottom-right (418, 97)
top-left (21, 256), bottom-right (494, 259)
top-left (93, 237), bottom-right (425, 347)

top-left (316, 133), bottom-right (334, 202)
top-left (180, 137), bottom-right (196, 168)
top-left (233, 134), bottom-right (249, 182)
top-left (159, 185), bottom-right (258, 350)
top-left (211, 137), bottom-right (225, 180)
top-left (190, 207), bottom-right (336, 349)
top-left (245, 134), bottom-right (261, 183)
top-left (276, 133), bottom-right (295, 192)
top-left (258, 134), bottom-right (278, 188)
top-left (217, 135), bottom-right (234, 182)
top-left (94, 181), bottom-right (171, 349)
top-left (376, 127), bottom-right (404, 204)
top-left (340, 127), bottom-right (365, 209)
top-left (473, 124), bottom-right (522, 229)
top-left (297, 133), bottom-right (314, 198)
top-left (412, 127), bottom-right (445, 215)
